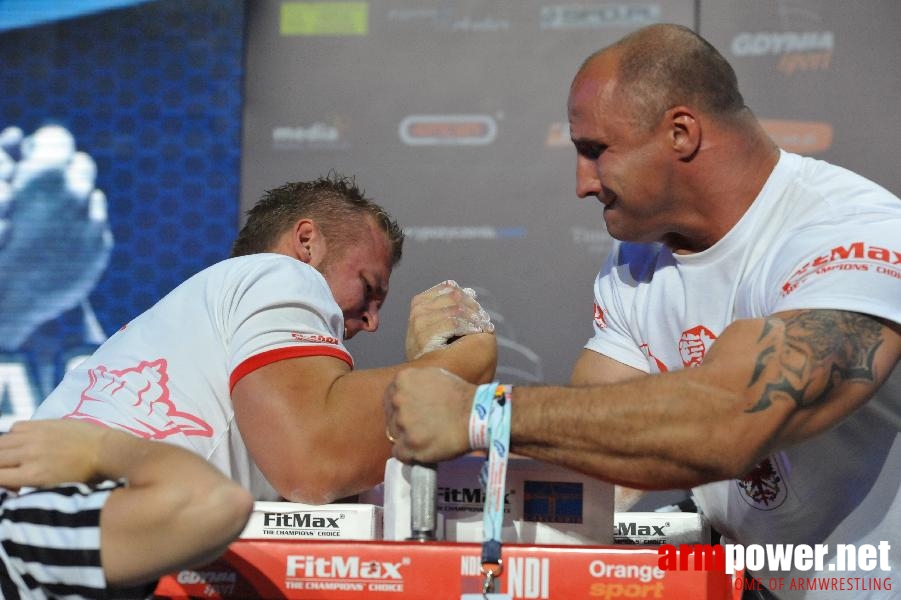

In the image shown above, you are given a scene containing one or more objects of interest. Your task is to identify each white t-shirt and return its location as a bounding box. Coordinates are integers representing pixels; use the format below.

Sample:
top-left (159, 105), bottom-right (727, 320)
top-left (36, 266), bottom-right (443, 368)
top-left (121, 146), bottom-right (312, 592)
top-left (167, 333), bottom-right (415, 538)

top-left (586, 151), bottom-right (901, 597)
top-left (33, 254), bottom-right (352, 500)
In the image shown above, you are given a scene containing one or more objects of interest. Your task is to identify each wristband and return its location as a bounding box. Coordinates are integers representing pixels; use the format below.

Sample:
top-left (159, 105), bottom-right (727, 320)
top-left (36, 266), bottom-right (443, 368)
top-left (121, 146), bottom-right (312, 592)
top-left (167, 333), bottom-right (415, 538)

top-left (469, 382), bottom-right (499, 449)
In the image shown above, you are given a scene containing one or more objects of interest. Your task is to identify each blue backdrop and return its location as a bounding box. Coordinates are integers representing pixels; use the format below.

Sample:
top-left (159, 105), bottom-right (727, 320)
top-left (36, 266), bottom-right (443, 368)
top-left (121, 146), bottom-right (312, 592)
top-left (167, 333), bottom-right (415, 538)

top-left (0, 0), bottom-right (245, 427)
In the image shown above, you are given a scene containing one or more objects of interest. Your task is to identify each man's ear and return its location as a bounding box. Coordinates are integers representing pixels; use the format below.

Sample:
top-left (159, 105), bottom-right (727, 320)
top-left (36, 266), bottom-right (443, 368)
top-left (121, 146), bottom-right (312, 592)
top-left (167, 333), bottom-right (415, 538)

top-left (668, 106), bottom-right (701, 161)
top-left (293, 219), bottom-right (318, 264)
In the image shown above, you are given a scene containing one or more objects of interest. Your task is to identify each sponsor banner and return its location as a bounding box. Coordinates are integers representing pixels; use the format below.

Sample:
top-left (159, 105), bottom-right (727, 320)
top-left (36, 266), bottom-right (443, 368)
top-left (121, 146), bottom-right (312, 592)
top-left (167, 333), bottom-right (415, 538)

top-left (241, 502), bottom-right (382, 541)
top-left (571, 227), bottom-right (612, 255)
top-left (539, 4), bottom-right (661, 30)
top-left (382, 456), bottom-right (613, 546)
top-left (398, 115), bottom-right (498, 146)
top-left (272, 119), bottom-right (351, 151)
top-left (613, 512), bottom-right (711, 546)
top-left (280, 1), bottom-right (368, 36)
top-left (404, 226), bottom-right (526, 242)
top-left (759, 119), bottom-right (833, 154)
top-left (729, 29), bottom-right (833, 75)
top-left (546, 122), bottom-right (570, 147)
top-left (384, 7), bottom-right (510, 33)
top-left (155, 540), bottom-right (738, 599)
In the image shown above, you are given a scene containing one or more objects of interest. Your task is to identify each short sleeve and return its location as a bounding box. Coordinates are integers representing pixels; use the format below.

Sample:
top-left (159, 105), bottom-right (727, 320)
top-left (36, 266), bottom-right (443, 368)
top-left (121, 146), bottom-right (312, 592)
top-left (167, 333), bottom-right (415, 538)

top-left (764, 215), bottom-right (901, 326)
top-left (1, 480), bottom-right (124, 596)
top-left (584, 245), bottom-right (652, 373)
top-left (227, 256), bottom-right (353, 390)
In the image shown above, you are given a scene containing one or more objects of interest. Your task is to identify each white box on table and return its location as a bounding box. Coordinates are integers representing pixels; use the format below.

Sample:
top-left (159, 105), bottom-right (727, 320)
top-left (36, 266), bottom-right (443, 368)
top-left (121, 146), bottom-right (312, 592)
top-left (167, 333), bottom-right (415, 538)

top-left (240, 501), bottom-right (382, 541)
top-left (382, 455), bottom-right (613, 545)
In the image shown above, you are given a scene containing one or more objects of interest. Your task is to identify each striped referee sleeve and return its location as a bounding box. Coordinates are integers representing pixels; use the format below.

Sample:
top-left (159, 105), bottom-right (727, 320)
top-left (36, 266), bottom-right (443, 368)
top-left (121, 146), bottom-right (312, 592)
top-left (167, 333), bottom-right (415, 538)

top-left (0, 480), bottom-right (123, 599)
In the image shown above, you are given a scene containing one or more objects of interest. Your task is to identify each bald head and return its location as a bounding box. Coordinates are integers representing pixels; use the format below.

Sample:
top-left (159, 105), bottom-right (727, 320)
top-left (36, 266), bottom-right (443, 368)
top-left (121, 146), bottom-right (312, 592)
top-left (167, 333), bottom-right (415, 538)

top-left (576, 24), bottom-right (745, 130)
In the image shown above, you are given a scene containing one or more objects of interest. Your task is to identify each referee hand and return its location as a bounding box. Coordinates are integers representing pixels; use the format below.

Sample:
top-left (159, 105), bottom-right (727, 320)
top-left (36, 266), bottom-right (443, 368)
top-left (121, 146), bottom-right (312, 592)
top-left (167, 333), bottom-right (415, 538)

top-left (0, 419), bottom-right (107, 490)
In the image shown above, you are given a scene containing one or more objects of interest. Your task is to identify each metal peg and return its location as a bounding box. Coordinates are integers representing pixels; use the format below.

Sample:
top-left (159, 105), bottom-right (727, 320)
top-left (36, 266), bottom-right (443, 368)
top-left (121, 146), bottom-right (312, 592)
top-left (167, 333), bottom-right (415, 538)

top-left (408, 462), bottom-right (438, 541)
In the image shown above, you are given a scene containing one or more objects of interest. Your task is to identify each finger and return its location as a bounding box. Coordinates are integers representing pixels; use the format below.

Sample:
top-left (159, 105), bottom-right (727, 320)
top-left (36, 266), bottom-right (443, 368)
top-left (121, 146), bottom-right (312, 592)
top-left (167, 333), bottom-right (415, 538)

top-left (421, 279), bottom-right (458, 296)
top-left (411, 290), bottom-right (490, 333)
top-left (88, 189), bottom-right (108, 223)
top-left (416, 295), bottom-right (491, 327)
top-left (388, 409), bottom-right (416, 464)
top-left (0, 126), bottom-right (24, 152)
top-left (65, 151), bottom-right (96, 201)
top-left (391, 441), bottom-right (412, 463)
top-left (0, 431), bottom-right (27, 453)
top-left (410, 312), bottom-right (494, 359)
top-left (8, 419), bottom-right (33, 433)
top-left (448, 317), bottom-right (488, 337)
top-left (445, 303), bottom-right (494, 335)
top-left (383, 379), bottom-right (398, 421)
top-left (430, 290), bottom-right (492, 326)
top-left (0, 466), bottom-right (30, 490)
top-left (413, 280), bottom-right (461, 306)
top-left (0, 451), bottom-right (21, 469)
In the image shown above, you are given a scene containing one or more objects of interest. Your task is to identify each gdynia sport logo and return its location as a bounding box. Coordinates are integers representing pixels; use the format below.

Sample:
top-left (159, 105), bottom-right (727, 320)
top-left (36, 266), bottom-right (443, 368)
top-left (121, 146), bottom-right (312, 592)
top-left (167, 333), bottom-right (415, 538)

top-left (657, 541), bottom-right (892, 594)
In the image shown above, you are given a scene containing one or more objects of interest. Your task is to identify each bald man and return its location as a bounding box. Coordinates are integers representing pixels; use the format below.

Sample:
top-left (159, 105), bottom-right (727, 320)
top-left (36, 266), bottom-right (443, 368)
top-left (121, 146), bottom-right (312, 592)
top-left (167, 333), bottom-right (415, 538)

top-left (385, 24), bottom-right (900, 599)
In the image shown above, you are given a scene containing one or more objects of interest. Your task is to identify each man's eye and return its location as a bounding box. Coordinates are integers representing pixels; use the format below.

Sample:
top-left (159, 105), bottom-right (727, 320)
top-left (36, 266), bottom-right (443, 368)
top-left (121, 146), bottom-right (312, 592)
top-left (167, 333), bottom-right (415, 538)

top-left (578, 144), bottom-right (606, 160)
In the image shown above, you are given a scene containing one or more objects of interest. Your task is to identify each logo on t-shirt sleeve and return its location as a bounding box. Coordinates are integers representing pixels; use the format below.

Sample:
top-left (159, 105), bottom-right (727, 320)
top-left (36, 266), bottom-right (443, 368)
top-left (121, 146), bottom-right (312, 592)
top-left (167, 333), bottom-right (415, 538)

top-left (781, 241), bottom-right (901, 296)
top-left (65, 358), bottom-right (213, 440)
top-left (291, 331), bottom-right (340, 345)
top-left (593, 303), bottom-right (608, 329)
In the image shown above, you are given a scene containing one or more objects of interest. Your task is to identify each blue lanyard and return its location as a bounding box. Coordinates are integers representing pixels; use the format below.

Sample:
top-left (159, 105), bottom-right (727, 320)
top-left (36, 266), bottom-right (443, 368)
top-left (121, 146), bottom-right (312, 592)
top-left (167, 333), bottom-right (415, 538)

top-left (469, 383), bottom-right (512, 595)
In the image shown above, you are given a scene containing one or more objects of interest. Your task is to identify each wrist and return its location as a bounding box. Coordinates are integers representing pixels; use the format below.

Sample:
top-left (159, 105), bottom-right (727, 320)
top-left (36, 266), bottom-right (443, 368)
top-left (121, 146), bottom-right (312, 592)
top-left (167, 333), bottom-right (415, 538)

top-left (468, 383), bottom-right (512, 450)
top-left (90, 425), bottom-right (117, 482)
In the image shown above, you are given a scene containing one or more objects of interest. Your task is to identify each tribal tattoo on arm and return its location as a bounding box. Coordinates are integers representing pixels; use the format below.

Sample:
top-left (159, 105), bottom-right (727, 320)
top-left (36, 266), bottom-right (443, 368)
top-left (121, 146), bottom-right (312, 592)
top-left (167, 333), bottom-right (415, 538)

top-left (745, 310), bottom-right (883, 413)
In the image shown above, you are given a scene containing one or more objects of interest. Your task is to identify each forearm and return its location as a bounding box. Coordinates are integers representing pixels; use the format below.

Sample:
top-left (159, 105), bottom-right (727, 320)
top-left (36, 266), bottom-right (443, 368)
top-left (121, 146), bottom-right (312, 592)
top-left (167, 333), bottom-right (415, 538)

top-left (507, 373), bottom-right (788, 489)
top-left (96, 430), bottom-right (253, 586)
top-left (304, 333), bottom-right (497, 502)
top-left (96, 430), bottom-right (252, 530)
top-left (414, 332), bottom-right (497, 383)
top-left (284, 334), bottom-right (494, 502)
top-left (386, 311), bottom-right (899, 492)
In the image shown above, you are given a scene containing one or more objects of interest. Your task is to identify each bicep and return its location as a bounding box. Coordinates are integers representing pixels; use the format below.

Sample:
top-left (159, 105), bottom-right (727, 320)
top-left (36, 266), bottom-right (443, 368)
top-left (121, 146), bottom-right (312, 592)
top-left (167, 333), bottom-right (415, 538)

top-left (570, 348), bottom-right (646, 386)
top-left (231, 355), bottom-right (350, 488)
top-left (700, 309), bottom-right (901, 448)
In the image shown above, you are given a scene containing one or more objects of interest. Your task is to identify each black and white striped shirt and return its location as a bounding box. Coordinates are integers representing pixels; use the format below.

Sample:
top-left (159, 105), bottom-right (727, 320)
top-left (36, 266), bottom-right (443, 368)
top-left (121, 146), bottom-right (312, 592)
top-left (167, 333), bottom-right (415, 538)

top-left (0, 480), bottom-right (122, 599)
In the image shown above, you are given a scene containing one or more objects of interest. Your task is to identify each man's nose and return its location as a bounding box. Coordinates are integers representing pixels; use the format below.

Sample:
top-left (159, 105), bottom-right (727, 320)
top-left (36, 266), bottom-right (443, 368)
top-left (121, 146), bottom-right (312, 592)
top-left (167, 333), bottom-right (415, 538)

top-left (360, 304), bottom-right (380, 333)
top-left (575, 155), bottom-right (602, 199)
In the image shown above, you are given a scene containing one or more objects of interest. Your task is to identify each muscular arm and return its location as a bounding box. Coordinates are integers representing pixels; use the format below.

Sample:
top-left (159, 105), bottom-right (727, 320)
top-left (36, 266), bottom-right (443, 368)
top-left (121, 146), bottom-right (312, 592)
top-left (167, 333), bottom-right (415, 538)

top-left (512, 310), bottom-right (899, 488)
top-left (233, 332), bottom-right (496, 503)
top-left (570, 348), bottom-right (646, 386)
top-left (99, 434), bottom-right (253, 586)
top-left (570, 348), bottom-right (650, 510)
top-left (0, 420), bottom-right (253, 588)
top-left (386, 310), bottom-right (899, 490)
